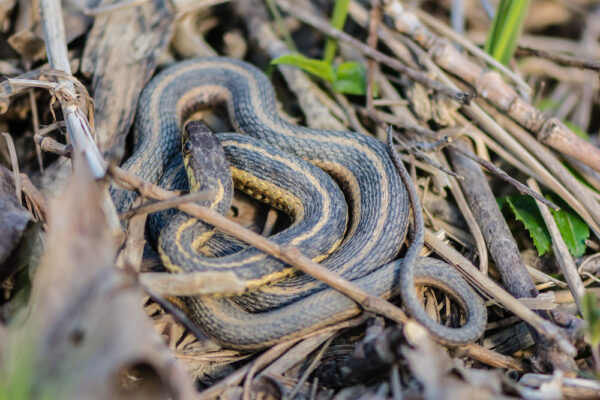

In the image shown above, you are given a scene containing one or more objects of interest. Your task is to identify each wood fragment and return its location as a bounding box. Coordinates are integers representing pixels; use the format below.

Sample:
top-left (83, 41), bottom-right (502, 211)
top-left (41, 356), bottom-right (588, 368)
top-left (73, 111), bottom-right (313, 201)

top-left (365, 0), bottom-right (382, 121)
top-left (520, 373), bottom-right (600, 399)
top-left (28, 89), bottom-right (44, 171)
top-left (140, 270), bottom-right (247, 296)
top-left (115, 196), bottom-right (146, 272)
top-left (119, 190), bottom-right (216, 221)
top-left (1, 132), bottom-right (20, 199)
top-left (449, 137), bottom-right (539, 299)
top-left (81, 0), bottom-right (175, 158)
top-left (19, 172), bottom-right (47, 222)
top-left (449, 143), bottom-right (558, 210)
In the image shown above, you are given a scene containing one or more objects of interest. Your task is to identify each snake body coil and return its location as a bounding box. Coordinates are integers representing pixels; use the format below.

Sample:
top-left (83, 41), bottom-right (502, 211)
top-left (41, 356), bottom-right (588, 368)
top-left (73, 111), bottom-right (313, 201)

top-left (158, 122), bottom-right (349, 287)
top-left (111, 57), bottom-right (486, 350)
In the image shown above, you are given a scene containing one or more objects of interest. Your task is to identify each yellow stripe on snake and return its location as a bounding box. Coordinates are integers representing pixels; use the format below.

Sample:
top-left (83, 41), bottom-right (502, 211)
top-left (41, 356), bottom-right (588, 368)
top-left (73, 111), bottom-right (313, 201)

top-left (111, 57), bottom-right (486, 350)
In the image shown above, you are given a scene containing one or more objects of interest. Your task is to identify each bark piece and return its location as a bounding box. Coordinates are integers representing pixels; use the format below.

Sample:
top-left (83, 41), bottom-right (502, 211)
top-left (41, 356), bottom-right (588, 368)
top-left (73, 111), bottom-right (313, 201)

top-left (449, 138), bottom-right (537, 298)
top-left (81, 0), bottom-right (175, 159)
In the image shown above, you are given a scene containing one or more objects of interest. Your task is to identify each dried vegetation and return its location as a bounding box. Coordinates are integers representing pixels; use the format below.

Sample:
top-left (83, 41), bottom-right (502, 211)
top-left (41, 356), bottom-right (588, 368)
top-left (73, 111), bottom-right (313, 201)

top-left (1, 0), bottom-right (600, 398)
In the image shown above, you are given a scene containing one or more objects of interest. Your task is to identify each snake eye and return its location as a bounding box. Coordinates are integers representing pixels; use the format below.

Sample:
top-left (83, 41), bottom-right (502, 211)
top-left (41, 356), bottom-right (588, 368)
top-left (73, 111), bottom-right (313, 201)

top-left (183, 140), bottom-right (193, 153)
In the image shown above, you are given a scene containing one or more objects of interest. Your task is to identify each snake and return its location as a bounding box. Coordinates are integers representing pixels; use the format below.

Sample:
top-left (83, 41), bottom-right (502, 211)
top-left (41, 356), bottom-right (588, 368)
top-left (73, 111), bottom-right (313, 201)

top-left (111, 57), bottom-right (487, 350)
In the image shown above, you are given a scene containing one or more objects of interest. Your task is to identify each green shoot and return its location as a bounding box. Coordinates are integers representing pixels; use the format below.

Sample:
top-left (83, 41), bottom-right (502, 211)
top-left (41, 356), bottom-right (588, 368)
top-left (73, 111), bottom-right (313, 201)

top-left (323, 0), bottom-right (351, 64)
top-left (484, 0), bottom-right (530, 65)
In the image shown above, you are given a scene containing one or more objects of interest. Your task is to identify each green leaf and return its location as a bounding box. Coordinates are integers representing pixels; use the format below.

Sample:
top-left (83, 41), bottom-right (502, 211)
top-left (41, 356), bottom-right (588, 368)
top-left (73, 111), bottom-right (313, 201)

top-left (323, 0), bottom-right (351, 64)
top-left (333, 61), bottom-right (367, 95)
top-left (583, 292), bottom-right (600, 347)
top-left (546, 194), bottom-right (589, 257)
top-left (484, 0), bottom-right (530, 65)
top-left (535, 98), bottom-right (560, 112)
top-left (500, 194), bottom-right (589, 257)
top-left (271, 54), bottom-right (335, 83)
top-left (552, 209), bottom-right (589, 257)
top-left (499, 195), bottom-right (551, 255)
top-left (564, 120), bottom-right (590, 141)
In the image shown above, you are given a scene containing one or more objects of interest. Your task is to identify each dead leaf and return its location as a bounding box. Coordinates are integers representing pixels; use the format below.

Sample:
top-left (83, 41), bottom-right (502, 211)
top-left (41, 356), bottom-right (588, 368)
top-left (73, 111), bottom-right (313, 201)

top-left (7, 30), bottom-right (46, 61)
top-left (402, 320), bottom-right (500, 400)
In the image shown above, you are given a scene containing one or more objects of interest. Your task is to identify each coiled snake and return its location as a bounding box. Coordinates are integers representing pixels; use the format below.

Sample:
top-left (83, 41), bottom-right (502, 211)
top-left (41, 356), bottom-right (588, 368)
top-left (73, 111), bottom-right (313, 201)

top-left (111, 57), bottom-right (486, 350)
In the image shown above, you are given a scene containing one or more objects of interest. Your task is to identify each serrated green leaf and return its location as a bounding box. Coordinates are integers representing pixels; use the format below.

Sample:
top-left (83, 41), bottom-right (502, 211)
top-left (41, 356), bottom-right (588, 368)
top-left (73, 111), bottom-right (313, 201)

top-left (552, 210), bottom-right (589, 257)
top-left (583, 292), bottom-right (600, 347)
top-left (546, 194), bottom-right (589, 257)
top-left (332, 61), bottom-right (366, 95)
top-left (271, 54), bottom-right (335, 83)
top-left (498, 195), bottom-right (551, 255)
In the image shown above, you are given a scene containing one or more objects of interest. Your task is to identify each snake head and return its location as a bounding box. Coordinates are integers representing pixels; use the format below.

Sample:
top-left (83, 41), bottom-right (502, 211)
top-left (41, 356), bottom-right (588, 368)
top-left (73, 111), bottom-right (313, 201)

top-left (181, 121), bottom-right (233, 203)
top-left (182, 120), bottom-right (216, 155)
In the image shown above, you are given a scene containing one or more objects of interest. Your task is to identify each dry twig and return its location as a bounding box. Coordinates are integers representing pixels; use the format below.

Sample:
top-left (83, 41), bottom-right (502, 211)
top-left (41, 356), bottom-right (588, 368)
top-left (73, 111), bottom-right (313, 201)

top-left (516, 46), bottom-right (600, 71)
top-left (383, 2), bottom-right (600, 174)
top-left (39, 0), bottom-right (105, 177)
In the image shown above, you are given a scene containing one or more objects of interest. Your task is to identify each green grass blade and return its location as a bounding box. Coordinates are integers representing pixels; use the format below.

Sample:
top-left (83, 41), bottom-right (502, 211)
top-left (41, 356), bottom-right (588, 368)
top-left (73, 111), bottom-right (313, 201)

top-left (484, 0), bottom-right (530, 65)
top-left (484, 0), bottom-right (510, 54)
top-left (323, 0), bottom-right (351, 64)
